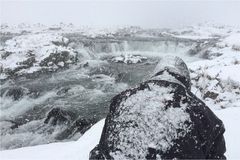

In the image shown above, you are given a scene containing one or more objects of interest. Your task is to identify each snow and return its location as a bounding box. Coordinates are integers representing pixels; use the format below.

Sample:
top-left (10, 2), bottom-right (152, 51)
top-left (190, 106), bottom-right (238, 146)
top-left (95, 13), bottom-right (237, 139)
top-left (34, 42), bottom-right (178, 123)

top-left (170, 23), bottom-right (238, 40)
top-left (0, 23), bottom-right (139, 38)
top-left (215, 107), bottom-right (240, 159)
top-left (0, 107), bottom-right (240, 160)
top-left (207, 65), bottom-right (240, 83)
top-left (108, 83), bottom-right (191, 159)
top-left (0, 23), bottom-right (78, 34)
top-left (57, 61), bottom-right (65, 67)
top-left (189, 63), bottom-right (240, 109)
top-left (187, 28), bottom-right (240, 109)
top-left (222, 33), bottom-right (240, 49)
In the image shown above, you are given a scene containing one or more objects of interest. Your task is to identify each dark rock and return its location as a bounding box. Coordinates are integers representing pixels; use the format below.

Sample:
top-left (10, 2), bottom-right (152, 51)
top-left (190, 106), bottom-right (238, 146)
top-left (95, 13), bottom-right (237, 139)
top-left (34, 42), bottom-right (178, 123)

top-left (203, 91), bottom-right (219, 100)
top-left (44, 107), bottom-right (73, 126)
top-left (146, 147), bottom-right (157, 159)
top-left (74, 118), bottom-right (95, 133)
top-left (48, 27), bottom-right (62, 31)
top-left (39, 51), bottom-right (75, 68)
top-left (18, 56), bottom-right (36, 67)
top-left (83, 62), bottom-right (89, 68)
top-left (89, 145), bottom-right (106, 160)
top-left (55, 117), bottom-right (97, 140)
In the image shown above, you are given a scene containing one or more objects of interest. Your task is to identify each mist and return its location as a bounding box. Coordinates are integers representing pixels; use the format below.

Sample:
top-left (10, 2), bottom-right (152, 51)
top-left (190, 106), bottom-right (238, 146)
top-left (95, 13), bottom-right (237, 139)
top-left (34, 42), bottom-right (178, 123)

top-left (1, 0), bottom-right (240, 28)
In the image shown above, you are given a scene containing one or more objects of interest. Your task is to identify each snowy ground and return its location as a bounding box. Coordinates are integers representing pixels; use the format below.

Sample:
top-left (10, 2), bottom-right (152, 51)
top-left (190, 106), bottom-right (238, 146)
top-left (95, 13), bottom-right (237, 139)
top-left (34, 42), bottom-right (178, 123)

top-left (0, 107), bottom-right (239, 160)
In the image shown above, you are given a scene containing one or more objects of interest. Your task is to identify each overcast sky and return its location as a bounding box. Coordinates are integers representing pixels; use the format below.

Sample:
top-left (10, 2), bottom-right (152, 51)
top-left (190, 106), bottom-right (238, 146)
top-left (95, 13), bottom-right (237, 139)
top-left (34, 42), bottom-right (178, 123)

top-left (1, 0), bottom-right (240, 28)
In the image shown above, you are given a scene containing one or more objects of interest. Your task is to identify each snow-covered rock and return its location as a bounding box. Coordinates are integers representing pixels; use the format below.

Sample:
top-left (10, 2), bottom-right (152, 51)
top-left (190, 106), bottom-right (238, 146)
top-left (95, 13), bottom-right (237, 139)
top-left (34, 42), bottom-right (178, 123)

top-left (112, 54), bottom-right (147, 64)
top-left (105, 83), bottom-right (191, 160)
top-left (0, 33), bottom-right (78, 79)
top-left (190, 65), bottom-right (240, 109)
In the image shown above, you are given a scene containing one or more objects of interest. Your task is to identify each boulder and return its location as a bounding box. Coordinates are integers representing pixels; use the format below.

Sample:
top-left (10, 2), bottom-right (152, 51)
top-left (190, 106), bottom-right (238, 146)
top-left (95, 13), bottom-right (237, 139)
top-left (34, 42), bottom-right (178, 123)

top-left (44, 108), bottom-right (73, 126)
top-left (55, 117), bottom-right (96, 140)
top-left (203, 91), bottom-right (219, 100)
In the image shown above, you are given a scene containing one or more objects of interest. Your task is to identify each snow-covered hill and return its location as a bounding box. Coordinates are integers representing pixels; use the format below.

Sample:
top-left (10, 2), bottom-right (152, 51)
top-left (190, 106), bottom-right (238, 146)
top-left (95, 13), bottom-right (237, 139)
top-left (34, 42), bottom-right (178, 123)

top-left (189, 32), bottom-right (240, 109)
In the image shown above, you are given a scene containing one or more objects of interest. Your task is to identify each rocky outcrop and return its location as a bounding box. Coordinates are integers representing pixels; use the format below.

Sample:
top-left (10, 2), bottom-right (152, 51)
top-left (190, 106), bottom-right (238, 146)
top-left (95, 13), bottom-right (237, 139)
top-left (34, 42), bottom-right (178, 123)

top-left (0, 33), bottom-right (78, 80)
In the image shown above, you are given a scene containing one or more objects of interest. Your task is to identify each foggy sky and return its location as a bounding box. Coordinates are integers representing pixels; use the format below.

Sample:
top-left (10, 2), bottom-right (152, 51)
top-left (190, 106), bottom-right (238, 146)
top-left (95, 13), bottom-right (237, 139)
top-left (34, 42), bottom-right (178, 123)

top-left (1, 0), bottom-right (240, 28)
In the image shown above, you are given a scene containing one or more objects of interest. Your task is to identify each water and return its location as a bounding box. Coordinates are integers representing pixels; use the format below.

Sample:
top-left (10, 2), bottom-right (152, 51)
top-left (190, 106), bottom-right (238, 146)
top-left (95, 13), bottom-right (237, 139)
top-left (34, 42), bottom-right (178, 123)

top-left (0, 36), bottom-right (203, 150)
